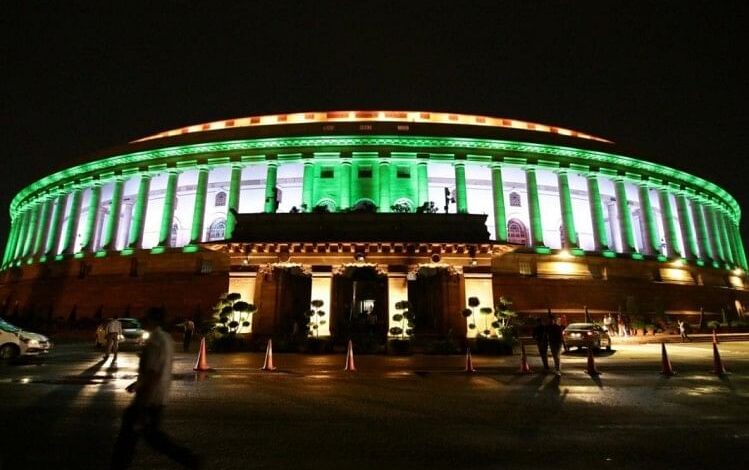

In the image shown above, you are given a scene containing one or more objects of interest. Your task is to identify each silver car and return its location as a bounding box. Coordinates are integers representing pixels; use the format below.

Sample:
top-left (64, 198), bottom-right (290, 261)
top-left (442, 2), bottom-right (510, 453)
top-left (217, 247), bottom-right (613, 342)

top-left (563, 323), bottom-right (612, 351)
top-left (95, 318), bottom-right (149, 349)
top-left (0, 318), bottom-right (53, 360)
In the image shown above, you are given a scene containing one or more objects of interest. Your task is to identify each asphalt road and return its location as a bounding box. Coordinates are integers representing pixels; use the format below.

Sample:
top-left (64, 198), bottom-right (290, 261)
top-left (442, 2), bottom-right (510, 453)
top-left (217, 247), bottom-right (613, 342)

top-left (1, 342), bottom-right (748, 469)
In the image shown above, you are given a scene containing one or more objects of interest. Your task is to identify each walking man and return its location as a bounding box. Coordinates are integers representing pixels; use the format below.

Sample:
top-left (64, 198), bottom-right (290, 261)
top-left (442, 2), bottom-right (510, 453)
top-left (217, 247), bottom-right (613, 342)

top-left (548, 316), bottom-right (564, 376)
top-left (103, 317), bottom-right (123, 362)
top-left (111, 307), bottom-right (202, 469)
top-left (182, 318), bottom-right (195, 353)
top-left (678, 319), bottom-right (689, 342)
top-left (532, 316), bottom-right (550, 371)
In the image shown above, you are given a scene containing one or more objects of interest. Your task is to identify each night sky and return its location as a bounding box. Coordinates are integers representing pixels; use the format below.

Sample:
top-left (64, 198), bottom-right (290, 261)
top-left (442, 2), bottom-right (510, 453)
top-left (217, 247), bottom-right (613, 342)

top-left (2, 2), bottom-right (747, 249)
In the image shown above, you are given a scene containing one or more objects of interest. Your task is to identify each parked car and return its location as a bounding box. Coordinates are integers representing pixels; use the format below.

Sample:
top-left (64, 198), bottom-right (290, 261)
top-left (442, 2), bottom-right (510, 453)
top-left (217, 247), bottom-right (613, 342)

top-left (563, 323), bottom-right (612, 351)
top-left (95, 318), bottom-right (149, 349)
top-left (0, 317), bottom-right (53, 360)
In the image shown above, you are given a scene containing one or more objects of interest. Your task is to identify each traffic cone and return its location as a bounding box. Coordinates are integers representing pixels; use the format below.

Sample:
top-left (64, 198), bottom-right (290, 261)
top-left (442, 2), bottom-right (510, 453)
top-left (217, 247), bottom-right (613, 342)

top-left (585, 348), bottom-right (601, 376)
top-left (261, 339), bottom-right (277, 371)
top-left (464, 347), bottom-right (476, 373)
top-left (712, 329), bottom-right (719, 345)
top-left (660, 342), bottom-right (676, 376)
top-left (518, 342), bottom-right (532, 374)
top-left (344, 340), bottom-right (356, 372)
top-left (193, 337), bottom-right (212, 371)
top-left (712, 342), bottom-right (728, 376)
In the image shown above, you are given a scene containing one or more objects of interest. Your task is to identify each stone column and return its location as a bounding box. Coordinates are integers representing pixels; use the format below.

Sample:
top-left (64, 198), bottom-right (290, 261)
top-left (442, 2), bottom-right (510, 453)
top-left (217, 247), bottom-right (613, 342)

top-left (80, 183), bottom-right (102, 254)
top-left (31, 197), bottom-right (53, 258)
top-left (157, 170), bottom-right (179, 248)
top-left (417, 160), bottom-right (429, 208)
top-left (61, 188), bottom-right (83, 255)
top-left (100, 178), bottom-right (124, 252)
top-left (586, 174), bottom-right (609, 252)
top-left (491, 163), bottom-right (507, 242)
top-left (659, 189), bottom-right (681, 258)
top-left (557, 170), bottom-right (578, 248)
top-left (675, 194), bottom-right (698, 260)
top-left (12, 210), bottom-right (31, 261)
top-left (378, 159), bottom-right (391, 212)
top-left (2, 218), bottom-right (21, 265)
top-left (638, 184), bottom-right (660, 255)
top-left (46, 193), bottom-right (66, 256)
top-left (691, 199), bottom-right (713, 262)
top-left (339, 159), bottom-right (352, 210)
top-left (705, 205), bottom-right (724, 264)
top-left (614, 179), bottom-right (636, 253)
top-left (301, 160), bottom-right (314, 211)
top-left (525, 167), bottom-right (545, 247)
top-left (189, 167), bottom-right (210, 245)
top-left (729, 221), bottom-right (748, 269)
top-left (264, 162), bottom-right (278, 213)
top-left (128, 173), bottom-right (151, 249)
top-left (21, 202), bottom-right (43, 258)
top-left (454, 162), bottom-right (468, 214)
top-left (225, 163), bottom-right (243, 238)
top-left (718, 211), bottom-right (736, 265)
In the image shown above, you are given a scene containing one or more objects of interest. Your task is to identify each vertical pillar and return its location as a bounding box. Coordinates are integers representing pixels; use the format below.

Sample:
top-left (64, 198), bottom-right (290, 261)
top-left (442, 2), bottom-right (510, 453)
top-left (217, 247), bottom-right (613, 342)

top-left (157, 170), bottom-right (179, 247)
top-left (378, 159), bottom-right (391, 212)
top-left (100, 178), bottom-right (124, 252)
top-left (454, 162), bottom-right (468, 214)
top-left (46, 193), bottom-right (66, 256)
top-left (12, 210), bottom-right (30, 261)
top-left (491, 164), bottom-right (507, 242)
top-left (730, 222), bottom-right (748, 270)
top-left (2, 219), bottom-right (20, 265)
top-left (638, 184), bottom-right (660, 255)
top-left (718, 211), bottom-right (736, 265)
top-left (659, 189), bottom-right (681, 258)
top-left (525, 167), bottom-right (545, 247)
top-left (339, 159), bottom-right (352, 210)
top-left (128, 173), bottom-right (151, 249)
top-left (614, 179), bottom-right (636, 253)
top-left (225, 163), bottom-right (243, 238)
top-left (301, 160), bottom-right (314, 211)
top-left (32, 197), bottom-right (53, 258)
top-left (21, 203), bottom-right (41, 258)
top-left (417, 160), bottom-right (429, 207)
top-left (557, 170), bottom-right (578, 248)
top-left (61, 188), bottom-right (83, 255)
top-left (705, 205), bottom-right (724, 264)
top-left (586, 174), bottom-right (609, 251)
top-left (190, 167), bottom-right (210, 245)
top-left (264, 162), bottom-right (278, 213)
top-left (691, 199), bottom-right (713, 261)
top-left (80, 183), bottom-right (102, 254)
top-left (675, 194), bottom-right (698, 260)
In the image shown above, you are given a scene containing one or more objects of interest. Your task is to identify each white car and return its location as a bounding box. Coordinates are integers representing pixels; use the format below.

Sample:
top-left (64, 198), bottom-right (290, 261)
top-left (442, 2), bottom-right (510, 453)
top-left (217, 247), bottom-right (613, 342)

top-left (95, 318), bottom-right (149, 349)
top-left (0, 318), bottom-right (53, 360)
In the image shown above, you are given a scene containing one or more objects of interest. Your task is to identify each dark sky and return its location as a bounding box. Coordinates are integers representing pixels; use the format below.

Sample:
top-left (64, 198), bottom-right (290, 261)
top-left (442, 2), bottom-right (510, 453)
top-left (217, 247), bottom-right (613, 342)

top-left (2, 1), bottom-right (748, 249)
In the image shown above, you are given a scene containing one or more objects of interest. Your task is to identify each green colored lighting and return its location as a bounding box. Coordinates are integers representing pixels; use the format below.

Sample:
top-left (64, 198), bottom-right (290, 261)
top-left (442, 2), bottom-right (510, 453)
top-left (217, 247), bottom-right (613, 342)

top-left (535, 246), bottom-right (552, 255)
top-left (657, 255), bottom-right (668, 262)
top-left (631, 253), bottom-right (644, 260)
top-left (182, 245), bottom-right (200, 253)
top-left (120, 248), bottom-right (135, 256)
top-left (150, 246), bottom-right (166, 254)
top-left (571, 248), bottom-right (585, 256)
top-left (602, 250), bottom-right (617, 258)
top-left (95, 250), bottom-right (108, 258)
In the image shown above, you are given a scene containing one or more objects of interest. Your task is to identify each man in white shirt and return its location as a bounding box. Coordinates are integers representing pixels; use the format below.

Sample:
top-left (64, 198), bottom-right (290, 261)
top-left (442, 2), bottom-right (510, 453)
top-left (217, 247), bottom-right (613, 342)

top-left (111, 307), bottom-right (202, 469)
top-left (103, 318), bottom-right (123, 362)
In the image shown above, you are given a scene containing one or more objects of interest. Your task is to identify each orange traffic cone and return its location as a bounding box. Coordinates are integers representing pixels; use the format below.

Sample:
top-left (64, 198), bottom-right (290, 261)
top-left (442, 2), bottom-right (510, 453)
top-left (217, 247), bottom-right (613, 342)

top-left (518, 342), bottom-right (532, 374)
top-left (585, 348), bottom-right (601, 376)
top-left (712, 329), bottom-right (719, 345)
top-left (712, 342), bottom-right (728, 376)
top-left (464, 347), bottom-right (476, 373)
top-left (660, 342), bottom-right (675, 376)
top-left (193, 337), bottom-right (212, 371)
top-left (261, 339), bottom-right (277, 371)
top-left (344, 340), bottom-right (357, 372)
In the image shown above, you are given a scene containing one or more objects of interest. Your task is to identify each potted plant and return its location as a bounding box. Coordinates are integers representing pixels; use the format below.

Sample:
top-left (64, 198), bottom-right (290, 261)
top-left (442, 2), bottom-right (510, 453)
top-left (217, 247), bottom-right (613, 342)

top-left (388, 300), bottom-right (414, 355)
top-left (304, 299), bottom-right (329, 353)
top-left (208, 292), bottom-right (256, 351)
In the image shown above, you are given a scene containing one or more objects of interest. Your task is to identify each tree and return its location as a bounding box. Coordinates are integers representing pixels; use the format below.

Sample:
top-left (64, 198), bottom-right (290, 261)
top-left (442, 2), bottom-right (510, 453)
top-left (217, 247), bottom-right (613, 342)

top-left (212, 292), bottom-right (256, 335)
top-left (305, 299), bottom-right (327, 338)
top-left (389, 300), bottom-right (414, 340)
top-left (462, 296), bottom-right (481, 333)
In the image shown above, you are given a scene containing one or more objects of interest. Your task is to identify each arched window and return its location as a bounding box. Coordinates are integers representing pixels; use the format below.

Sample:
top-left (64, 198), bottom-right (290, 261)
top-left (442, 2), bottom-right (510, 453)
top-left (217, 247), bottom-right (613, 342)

top-left (170, 223), bottom-right (179, 247)
top-left (509, 192), bottom-right (521, 207)
top-left (215, 191), bottom-right (227, 207)
top-left (314, 198), bottom-right (337, 213)
top-left (391, 198), bottom-right (413, 213)
top-left (206, 219), bottom-right (226, 241)
top-left (507, 219), bottom-right (528, 246)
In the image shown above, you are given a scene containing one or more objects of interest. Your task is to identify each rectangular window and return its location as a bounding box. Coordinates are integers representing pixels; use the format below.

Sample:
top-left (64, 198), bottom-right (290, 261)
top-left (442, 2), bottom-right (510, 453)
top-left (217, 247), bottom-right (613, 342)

top-left (321, 168), bottom-right (334, 179)
top-left (358, 167), bottom-right (372, 178)
top-left (396, 167), bottom-right (411, 179)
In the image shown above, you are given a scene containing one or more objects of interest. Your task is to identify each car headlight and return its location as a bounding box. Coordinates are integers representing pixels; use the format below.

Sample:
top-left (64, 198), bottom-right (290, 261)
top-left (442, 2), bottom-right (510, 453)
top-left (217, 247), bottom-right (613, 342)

top-left (20, 336), bottom-right (40, 347)
top-left (141, 331), bottom-right (150, 340)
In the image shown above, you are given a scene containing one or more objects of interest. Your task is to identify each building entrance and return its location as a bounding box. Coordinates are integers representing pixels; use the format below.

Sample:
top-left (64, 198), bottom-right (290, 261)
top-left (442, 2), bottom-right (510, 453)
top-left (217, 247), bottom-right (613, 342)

top-left (332, 265), bottom-right (388, 347)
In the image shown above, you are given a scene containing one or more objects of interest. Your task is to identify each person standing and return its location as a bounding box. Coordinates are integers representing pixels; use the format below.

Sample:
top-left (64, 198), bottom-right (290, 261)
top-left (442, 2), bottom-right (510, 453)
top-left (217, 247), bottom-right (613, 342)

top-left (547, 316), bottom-right (564, 376)
top-left (182, 319), bottom-right (195, 353)
top-left (111, 308), bottom-right (202, 470)
top-left (532, 316), bottom-right (550, 371)
top-left (678, 319), bottom-right (689, 342)
top-left (103, 318), bottom-right (123, 362)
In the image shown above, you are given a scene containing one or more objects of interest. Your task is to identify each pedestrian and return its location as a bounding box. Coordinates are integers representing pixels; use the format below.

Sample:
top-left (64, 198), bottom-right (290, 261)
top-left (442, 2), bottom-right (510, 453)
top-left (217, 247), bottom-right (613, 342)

top-left (547, 316), bottom-right (564, 376)
top-left (111, 307), bottom-right (202, 470)
top-left (617, 314), bottom-right (626, 337)
top-left (603, 314), bottom-right (612, 333)
top-left (182, 318), bottom-right (195, 353)
top-left (103, 317), bottom-right (123, 362)
top-left (678, 319), bottom-right (689, 342)
top-left (532, 316), bottom-right (550, 371)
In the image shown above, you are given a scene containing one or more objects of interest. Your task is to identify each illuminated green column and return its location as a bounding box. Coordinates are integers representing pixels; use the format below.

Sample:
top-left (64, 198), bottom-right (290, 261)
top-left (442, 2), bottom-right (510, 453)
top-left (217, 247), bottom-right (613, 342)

top-left (12, 210), bottom-right (30, 261)
top-left (128, 174), bottom-right (151, 249)
top-left (491, 163), bottom-right (507, 242)
top-left (302, 160), bottom-right (314, 211)
top-left (557, 170), bottom-right (578, 248)
top-left (724, 217), bottom-right (741, 268)
top-left (80, 183), bottom-right (101, 254)
top-left (225, 163), bottom-right (243, 238)
top-left (417, 160), bottom-right (429, 207)
top-left (658, 190), bottom-right (681, 258)
top-left (2, 219), bottom-right (20, 265)
top-left (586, 174), bottom-right (609, 252)
top-left (525, 167), bottom-right (545, 247)
top-left (706, 206), bottom-right (726, 264)
top-left (100, 178), bottom-right (124, 252)
top-left (637, 184), bottom-right (660, 255)
top-left (691, 200), bottom-right (713, 261)
top-left (158, 170), bottom-right (179, 247)
top-left (264, 163), bottom-right (278, 213)
top-left (61, 189), bottom-right (83, 255)
top-left (21, 203), bottom-right (41, 258)
top-left (454, 162), bottom-right (467, 214)
top-left (46, 193), bottom-right (66, 256)
top-left (675, 195), bottom-right (698, 260)
top-left (730, 222), bottom-right (748, 269)
top-left (339, 159), bottom-right (352, 210)
top-left (189, 167), bottom-right (209, 245)
top-left (379, 159), bottom-right (391, 212)
top-left (31, 197), bottom-right (53, 258)
top-left (718, 211), bottom-right (736, 265)
top-left (614, 179), bottom-right (636, 253)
